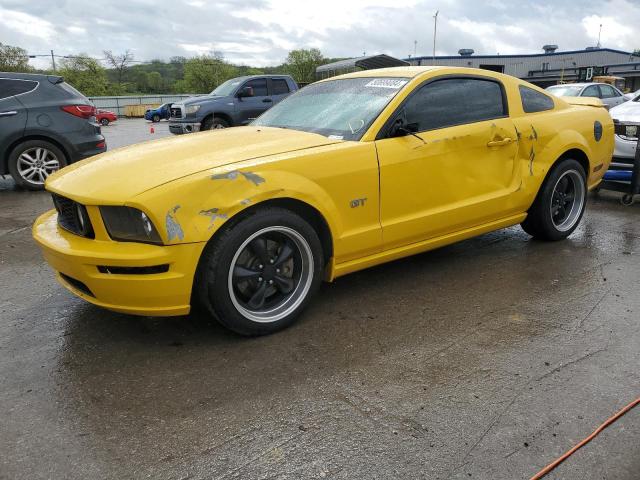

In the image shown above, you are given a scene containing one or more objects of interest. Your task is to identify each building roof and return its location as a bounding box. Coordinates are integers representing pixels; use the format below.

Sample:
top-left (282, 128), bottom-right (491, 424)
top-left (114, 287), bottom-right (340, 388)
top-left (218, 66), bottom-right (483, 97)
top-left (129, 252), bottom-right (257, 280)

top-left (407, 48), bottom-right (638, 62)
top-left (316, 54), bottom-right (410, 73)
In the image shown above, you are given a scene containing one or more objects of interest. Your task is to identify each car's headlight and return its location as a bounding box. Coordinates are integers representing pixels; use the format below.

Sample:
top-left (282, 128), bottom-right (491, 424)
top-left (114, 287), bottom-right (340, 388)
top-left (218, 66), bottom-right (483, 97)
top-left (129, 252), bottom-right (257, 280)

top-left (185, 105), bottom-right (201, 115)
top-left (100, 206), bottom-right (162, 244)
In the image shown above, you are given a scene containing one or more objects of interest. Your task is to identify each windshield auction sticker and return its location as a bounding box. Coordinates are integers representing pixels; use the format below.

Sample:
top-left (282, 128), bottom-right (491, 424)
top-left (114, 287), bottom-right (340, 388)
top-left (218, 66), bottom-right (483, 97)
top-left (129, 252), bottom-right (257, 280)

top-left (365, 79), bottom-right (409, 89)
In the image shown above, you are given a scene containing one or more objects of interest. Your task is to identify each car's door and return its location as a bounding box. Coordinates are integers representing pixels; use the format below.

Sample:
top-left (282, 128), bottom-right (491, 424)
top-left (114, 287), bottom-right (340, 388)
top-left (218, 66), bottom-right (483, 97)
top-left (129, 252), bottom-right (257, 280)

top-left (375, 76), bottom-right (519, 250)
top-left (599, 84), bottom-right (625, 108)
top-left (269, 78), bottom-right (292, 105)
top-left (0, 79), bottom-right (30, 161)
top-left (236, 78), bottom-right (272, 124)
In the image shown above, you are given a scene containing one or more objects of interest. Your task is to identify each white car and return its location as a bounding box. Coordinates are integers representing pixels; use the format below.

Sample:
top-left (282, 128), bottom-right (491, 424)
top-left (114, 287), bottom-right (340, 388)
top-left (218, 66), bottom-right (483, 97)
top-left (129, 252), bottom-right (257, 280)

top-left (608, 96), bottom-right (640, 170)
top-left (546, 83), bottom-right (626, 109)
top-left (623, 89), bottom-right (640, 101)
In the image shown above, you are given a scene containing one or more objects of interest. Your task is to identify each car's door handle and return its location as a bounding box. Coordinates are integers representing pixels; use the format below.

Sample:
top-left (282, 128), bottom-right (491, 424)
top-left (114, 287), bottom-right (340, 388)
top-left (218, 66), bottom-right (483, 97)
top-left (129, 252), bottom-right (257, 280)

top-left (0, 111), bottom-right (17, 117)
top-left (262, 98), bottom-right (273, 103)
top-left (487, 137), bottom-right (514, 147)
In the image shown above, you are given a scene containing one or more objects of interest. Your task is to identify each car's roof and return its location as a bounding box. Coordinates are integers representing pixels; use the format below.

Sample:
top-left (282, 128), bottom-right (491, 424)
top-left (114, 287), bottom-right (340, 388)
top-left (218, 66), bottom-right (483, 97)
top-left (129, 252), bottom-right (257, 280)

top-left (329, 66), bottom-right (446, 80)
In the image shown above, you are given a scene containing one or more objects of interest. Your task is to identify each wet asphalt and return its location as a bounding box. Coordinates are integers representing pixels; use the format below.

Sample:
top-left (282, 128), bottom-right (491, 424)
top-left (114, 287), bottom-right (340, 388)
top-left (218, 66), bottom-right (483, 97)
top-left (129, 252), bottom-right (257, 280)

top-left (1, 119), bottom-right (639, 479)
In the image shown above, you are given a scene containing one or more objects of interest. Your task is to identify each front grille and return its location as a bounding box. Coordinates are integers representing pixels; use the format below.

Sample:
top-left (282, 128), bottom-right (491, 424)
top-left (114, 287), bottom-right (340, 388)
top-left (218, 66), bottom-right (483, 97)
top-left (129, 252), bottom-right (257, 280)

top-left (97, 265), bottom-right (169, 275)
top-left (59, 273), bottom-right (94, 297)
top-left (51, 194), bottom-right (94, 238)
top-left (170, 106), bottom-right (182, 119)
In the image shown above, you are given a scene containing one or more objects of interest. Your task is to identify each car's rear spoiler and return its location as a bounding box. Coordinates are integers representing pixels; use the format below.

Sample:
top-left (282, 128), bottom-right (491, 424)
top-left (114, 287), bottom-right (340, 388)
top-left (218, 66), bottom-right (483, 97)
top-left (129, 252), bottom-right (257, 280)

top-left (563, 97), bottom-right (605, 108)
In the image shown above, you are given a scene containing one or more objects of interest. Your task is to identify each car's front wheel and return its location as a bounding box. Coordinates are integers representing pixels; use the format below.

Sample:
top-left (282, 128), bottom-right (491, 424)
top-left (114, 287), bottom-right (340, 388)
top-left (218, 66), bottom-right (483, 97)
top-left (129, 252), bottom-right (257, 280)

top-left (152, 114), bottom-right (161, 122)
top-left (196, 207), bottom-right (324, 335)
top-left (521, 159), bottom-right (587, 241)
top-left (8, 140), bottom-right (68, 190)
top-left (100, 118), bottom-right (110, 126)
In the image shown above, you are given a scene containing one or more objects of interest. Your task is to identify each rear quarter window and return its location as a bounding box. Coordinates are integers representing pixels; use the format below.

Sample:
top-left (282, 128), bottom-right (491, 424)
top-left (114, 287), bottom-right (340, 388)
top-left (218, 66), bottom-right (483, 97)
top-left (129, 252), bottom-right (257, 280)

top-left (519, 85), bottom-right (555, 113)
top-left (0, 79), bottom-right (38, 99)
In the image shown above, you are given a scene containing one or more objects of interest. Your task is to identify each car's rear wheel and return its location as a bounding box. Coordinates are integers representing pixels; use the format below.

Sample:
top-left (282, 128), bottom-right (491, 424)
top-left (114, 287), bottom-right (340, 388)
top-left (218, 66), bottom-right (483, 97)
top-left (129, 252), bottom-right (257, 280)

top-left (100, 118), bottom-right (109, 126)
top-left (152, 114), bottom-right (161, 123)
top-left (521, 159), bottom-right (587, 241)
top-left (8, 140), bottom-right (68, 190)
top-left (195, 207), bottom-right (324, 336)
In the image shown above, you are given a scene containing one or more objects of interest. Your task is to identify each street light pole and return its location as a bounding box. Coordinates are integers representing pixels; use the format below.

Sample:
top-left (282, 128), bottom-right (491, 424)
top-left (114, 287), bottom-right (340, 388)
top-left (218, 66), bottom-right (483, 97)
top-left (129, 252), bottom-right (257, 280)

top-left (433, 10), bottom-right (439, 63)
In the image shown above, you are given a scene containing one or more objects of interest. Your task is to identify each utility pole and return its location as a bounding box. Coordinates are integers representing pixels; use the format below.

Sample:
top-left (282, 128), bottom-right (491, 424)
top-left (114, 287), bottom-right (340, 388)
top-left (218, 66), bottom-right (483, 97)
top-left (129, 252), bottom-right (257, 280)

top-left (433, 10), bottom-right (439, 62)
top-left (50, 50), bottom-right (56, 72)
top-left (597, 23), bottom-right (602, 48)
top-left (414, 40), bottom-right (417, 57)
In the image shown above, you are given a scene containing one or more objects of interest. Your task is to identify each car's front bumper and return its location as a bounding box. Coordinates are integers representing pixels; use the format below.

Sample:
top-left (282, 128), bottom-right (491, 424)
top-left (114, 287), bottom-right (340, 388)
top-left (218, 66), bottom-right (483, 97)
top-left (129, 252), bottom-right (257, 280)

top-left (33, 209), bottom-right (205, 316)
top-left (168, 121), bottom-right (200, 135)
top-left (611, 135), bottom-right (638, 170)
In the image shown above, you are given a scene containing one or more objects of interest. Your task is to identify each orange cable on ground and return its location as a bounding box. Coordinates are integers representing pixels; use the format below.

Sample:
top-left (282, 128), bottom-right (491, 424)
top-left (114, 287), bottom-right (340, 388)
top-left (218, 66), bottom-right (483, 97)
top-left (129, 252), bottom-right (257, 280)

top-left (530, 396), bottom-right (640, 480)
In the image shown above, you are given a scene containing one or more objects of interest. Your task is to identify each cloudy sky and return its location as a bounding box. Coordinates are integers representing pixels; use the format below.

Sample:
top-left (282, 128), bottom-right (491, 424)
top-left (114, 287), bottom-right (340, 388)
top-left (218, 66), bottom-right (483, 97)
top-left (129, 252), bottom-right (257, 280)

top-left (1, 0), bottom-right (639, 69)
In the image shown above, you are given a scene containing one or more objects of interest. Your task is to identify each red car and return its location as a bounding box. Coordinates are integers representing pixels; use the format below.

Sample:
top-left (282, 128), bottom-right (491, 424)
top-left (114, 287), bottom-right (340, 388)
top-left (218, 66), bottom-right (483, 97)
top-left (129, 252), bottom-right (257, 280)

top-left (95, 109), bottom-right (117, 126)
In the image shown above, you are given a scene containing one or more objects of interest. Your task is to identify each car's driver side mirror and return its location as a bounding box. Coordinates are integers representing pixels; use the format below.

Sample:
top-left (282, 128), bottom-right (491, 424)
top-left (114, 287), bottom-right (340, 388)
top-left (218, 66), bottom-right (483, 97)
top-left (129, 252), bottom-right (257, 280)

top-left (238, 86), bottom-right (254, 98)
top-left (389, 117), bottom-right (420, 138)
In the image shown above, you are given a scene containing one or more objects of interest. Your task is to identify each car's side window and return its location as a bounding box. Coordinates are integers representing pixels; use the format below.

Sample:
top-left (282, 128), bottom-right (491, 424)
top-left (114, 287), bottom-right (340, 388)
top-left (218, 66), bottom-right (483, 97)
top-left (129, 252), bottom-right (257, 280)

top-left (582, 85), bottom-right (601, 98)
top-left (519, 85), bottom-right (554, 113)
top-left (0, 79), bottom-right (38, 100)
top-left (599, 85), bottom-right (619, 98)
top-left (272, 79), bottom-right (290, 95)
top-left (244, 79), bottom-right (268, 96)
top-left (402, 78), bottom-right (506, 132)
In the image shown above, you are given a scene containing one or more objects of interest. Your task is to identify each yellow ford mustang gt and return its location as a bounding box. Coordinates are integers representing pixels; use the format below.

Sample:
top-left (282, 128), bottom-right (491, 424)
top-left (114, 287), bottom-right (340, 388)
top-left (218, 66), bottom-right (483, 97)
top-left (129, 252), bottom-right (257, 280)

top-left (33, 67), bottom-right (613, 335)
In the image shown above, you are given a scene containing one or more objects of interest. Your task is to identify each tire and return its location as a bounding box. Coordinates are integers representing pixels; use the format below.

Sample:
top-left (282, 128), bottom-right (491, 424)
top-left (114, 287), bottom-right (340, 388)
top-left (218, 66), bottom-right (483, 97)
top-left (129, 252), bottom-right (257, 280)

top-left (8, 140), bottom-right (68, 190)
top-left (195, 207), bottom-right (324, 336)
top-left (100, 118), bottom-right (109, 126)
top-left (201, 116), bottom-right (229, 131)
top-left (521, 159), bottom-right (587, 241)
top-left (152, 114), bottom-right (161, 123)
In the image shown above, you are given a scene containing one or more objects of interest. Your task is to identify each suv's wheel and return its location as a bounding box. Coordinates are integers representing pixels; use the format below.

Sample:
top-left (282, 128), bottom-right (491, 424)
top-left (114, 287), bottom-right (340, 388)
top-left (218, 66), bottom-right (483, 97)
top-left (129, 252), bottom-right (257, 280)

top-left (196, 207), bottom-right (324, 336)
top-left (8, 140), bottom-right (68, 190)
top-left (521, 159), bottom-right (587, 241)
top-left (152, 114), bottom-right (161, 122)
top-left (100, 118), bottom-right (110, 126)
top-left (201, 116), bottom-right (229, 131)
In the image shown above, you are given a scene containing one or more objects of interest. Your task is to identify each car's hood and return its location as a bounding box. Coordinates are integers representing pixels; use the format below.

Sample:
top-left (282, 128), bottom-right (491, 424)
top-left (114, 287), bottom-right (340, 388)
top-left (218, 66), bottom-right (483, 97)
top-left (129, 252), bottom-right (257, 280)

top-left (609, 100), bottom-right (640, 122)
top-left (46, 127), bottom-right (341, 204)
top-left (181, 95), bottom-right (226, 106)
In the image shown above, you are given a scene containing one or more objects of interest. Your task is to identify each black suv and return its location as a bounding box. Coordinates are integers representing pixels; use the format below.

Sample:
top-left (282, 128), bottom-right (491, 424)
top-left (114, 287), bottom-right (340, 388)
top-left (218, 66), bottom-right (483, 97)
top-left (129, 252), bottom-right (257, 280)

top-left (0, 72), bottom-right (106, 190)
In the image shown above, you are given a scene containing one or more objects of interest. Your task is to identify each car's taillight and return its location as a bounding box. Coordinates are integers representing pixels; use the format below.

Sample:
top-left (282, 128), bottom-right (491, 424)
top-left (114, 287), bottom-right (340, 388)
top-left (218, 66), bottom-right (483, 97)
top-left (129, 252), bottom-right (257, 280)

top-left (61, 104), bottom-right (96, 119)
top-left (96, 141), bottom-right (106, 149)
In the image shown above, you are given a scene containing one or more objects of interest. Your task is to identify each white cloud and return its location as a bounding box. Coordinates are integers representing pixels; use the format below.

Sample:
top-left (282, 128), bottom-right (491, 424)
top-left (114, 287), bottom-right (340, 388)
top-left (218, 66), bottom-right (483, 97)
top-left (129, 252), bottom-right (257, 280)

top-left (0, 7), bottom-right (55, 40)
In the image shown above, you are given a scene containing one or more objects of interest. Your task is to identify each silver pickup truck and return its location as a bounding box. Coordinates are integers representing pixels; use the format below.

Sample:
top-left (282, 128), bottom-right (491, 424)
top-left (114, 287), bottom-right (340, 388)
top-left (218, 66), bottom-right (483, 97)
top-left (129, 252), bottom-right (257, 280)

top-left (169, 74), bottom-right (298, 134)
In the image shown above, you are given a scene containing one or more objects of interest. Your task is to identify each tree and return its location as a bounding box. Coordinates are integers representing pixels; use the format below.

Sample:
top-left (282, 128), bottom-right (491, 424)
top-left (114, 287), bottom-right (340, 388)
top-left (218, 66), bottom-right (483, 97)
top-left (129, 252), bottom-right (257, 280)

top-left (182, 54), bottom-right (237, 93)
top-left (0, 43), bottom-right (31, 72)
top-left (58, 55), bottom-right (109, 96)
top-left (103, 49), bottom-right (134, 87)
top-left (147, 71), bottom-right (163, 92)
top-left (283, 48), bottom-right (325, 84)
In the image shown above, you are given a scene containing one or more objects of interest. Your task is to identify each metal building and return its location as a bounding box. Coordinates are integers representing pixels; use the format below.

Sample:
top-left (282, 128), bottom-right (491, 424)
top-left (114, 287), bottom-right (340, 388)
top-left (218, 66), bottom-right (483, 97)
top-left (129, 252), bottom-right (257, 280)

top-left (407, 47), bottom-right (640, 89)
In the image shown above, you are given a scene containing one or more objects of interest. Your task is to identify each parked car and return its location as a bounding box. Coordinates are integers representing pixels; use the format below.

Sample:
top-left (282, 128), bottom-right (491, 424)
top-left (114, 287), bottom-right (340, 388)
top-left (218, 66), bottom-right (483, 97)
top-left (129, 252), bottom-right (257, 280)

top-left (169, 75), bottom-right (298, 134)
top-left (0, 72), bottom-right (106, 190)
top-left (607, 96), bottom-right (640, 171)
top-left (623, 89), bottom-right (640, 101)
top-left (546, 82), bottom-right (625, 109)
top-left (95, 109), bottom-right (117, 126)
top-left (145, 103), bottom-right (172, 122)
top-left (34, 66), bottom-right (613, 335)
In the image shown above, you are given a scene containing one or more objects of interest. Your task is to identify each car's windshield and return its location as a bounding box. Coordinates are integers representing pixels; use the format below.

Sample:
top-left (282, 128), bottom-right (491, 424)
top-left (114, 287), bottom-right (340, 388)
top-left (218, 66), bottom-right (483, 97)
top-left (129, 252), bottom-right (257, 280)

top-left (253, 77), bottom-right (409, 140)
top-left (546, 85), bottom-right (584, 97)
top-left (210, 78), bottom-right (243, 96)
